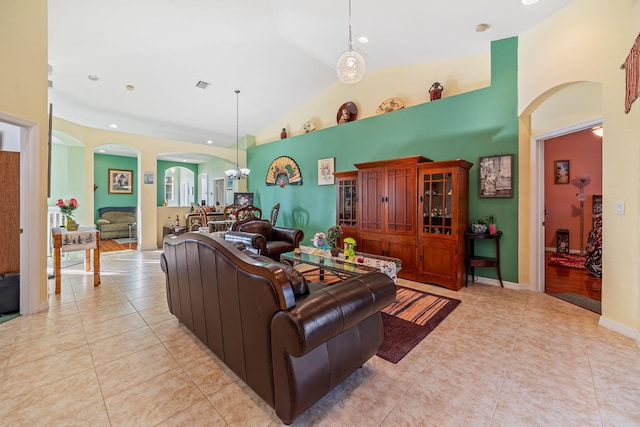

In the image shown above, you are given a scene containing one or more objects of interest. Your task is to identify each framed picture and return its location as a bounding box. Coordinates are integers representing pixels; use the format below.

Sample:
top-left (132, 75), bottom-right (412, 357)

top-left (143, 172), bottom-right (154, 185)
top-left (318, 157), bottom-right (335, 185)
top-left (554, 160), bottom-right (570, 184)
top-left (108, 169), bottom-right (133, 194)
top-left (479, 154), bottom-right (513, 198)
top-left (233, 192), bottom-right (254, 207)
top-left (227, 175), bottom-right (234, 190)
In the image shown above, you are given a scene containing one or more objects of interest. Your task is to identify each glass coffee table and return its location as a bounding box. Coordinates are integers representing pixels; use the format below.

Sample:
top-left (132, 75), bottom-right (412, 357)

top-left (280, 246), bottom-right (401, 283)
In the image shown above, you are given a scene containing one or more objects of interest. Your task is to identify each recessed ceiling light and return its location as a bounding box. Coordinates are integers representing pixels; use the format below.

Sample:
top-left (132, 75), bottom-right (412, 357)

top-left (206, 140), bottom-right (213, 144)
top-left (125, 85), bottom-right (135, 91)
top-left (88, 75), bottom-right (99, 81)
top-left (109, 124), bottom-right (118, 129)
top-left (475, 23), bottom-right (491, 32)
top-left (358, 36), bottom-right (369, 43)
top-left (98, 149), bottom-right (106, 153)
top-left (521, 0), bottom-right (538, 5)
top-left (182, 159), bottom-right (187, 162)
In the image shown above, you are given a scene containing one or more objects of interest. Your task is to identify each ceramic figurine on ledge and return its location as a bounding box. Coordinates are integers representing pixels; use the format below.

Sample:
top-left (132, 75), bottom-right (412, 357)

top-left (429, 82), bottom-right (443, 101)
top-left (343, 237), bottom-right (357, 260)
top-left (280, 128), bottom-right (287, 139)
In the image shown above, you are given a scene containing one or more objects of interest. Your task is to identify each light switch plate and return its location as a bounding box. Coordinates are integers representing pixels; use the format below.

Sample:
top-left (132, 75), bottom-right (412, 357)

top-left (614, 201), bottom-right (625, 215)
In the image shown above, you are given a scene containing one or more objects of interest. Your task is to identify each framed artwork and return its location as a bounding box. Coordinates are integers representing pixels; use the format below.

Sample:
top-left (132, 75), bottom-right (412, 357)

top-left (233, 192), bottom-right (254, 207)
top-left (318, 157), bottom-right (335, 185)
top-left (108, 169), bottom-right (133, 194)
top-left (227, 175), bottom-right (233, 190)
top-left (479, 154), bottom-right (513, 198)
top-left (143, 172), bottom-right (154, 185)
top-left (554, 160), bottom-right (570, 184)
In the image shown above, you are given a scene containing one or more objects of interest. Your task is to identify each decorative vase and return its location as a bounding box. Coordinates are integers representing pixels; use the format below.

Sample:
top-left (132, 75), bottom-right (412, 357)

top-left (66, 217), bottom-right (79, 231)
top-left (471, 223), bottom-right (487, 234)
top-left (330, 247), bottom-right (340, 257)
top-left (429, 82), bottom-right (443, 101)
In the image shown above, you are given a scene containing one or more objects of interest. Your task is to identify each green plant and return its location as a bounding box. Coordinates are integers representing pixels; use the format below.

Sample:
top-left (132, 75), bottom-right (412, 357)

top-left (326, 225), bottom-right (344, 248)
top-left (485, 215), bottom-right (496, 225)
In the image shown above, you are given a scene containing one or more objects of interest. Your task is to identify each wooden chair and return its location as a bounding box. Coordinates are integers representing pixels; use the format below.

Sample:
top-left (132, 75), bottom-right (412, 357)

top-left (270, 203), bottom-right (280, 226)
top-left (236, 204), bottom-right (262, 222)
top-left (223, 205), bottom-right (239, 220)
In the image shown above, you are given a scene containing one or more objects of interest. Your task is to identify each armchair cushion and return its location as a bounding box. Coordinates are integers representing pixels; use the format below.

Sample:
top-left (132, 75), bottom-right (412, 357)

top-left (243, 250), bottom-right (309, 297)
top-left (227, 218), bottom-right (304, 261)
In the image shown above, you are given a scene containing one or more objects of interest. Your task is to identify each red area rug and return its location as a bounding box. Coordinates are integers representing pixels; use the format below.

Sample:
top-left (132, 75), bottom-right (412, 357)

top-left (549, 253), bottom-right (586, 269)
top-left (377, 286), bottom-right (461, 364)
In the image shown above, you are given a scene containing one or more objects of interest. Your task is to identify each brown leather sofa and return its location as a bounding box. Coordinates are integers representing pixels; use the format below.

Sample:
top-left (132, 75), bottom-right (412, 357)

top-left (160, 233), bottom-right (396, 424)
top-left (224, 217), bottom-right (303, 260)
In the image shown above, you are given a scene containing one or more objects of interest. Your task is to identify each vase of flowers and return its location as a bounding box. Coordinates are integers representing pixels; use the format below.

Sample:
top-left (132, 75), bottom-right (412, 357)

top-left (327, 225), bottom-right (343, 257)
top-left (57, 198), bottom-right (79, 230)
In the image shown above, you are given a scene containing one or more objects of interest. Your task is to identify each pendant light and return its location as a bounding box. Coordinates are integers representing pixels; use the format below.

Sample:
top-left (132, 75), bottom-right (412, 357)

top-left (224, 89), bottom-right (250, 179)
top-left (336, 0), bottom-right (366, 84)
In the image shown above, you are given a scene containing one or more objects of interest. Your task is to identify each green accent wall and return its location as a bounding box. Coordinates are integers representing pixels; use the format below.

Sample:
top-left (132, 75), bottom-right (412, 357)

top-left (246, 37), bottom-right (519, 283)
top-left (94, 154), bottom-right (138, 222)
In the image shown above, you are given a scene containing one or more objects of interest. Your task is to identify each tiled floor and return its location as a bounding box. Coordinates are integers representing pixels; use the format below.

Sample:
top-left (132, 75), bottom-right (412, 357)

top-left (1, 250), bottom-right (639, 426)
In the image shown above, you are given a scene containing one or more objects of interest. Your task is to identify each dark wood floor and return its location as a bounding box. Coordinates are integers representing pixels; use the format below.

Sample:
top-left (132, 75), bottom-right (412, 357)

top-left (544, 251), bottom-right (601, 301)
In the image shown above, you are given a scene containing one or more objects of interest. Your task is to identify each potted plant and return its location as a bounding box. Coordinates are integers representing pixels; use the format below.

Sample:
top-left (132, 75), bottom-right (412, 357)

top-left (327, 225), bottom-right (344, 257)
top-left (486, 215), bottom-right (497, 234)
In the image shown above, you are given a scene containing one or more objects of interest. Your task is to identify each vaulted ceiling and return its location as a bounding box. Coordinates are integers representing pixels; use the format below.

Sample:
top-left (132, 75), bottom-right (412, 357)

top-left (48, 0), bottom-right (575, 150)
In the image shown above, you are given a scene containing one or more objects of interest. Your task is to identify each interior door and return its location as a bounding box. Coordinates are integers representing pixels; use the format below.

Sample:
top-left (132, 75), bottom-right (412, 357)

top-left (198, 173), bottom-right (208, 205)
top-left (0, 151), bottom-right (20, 274)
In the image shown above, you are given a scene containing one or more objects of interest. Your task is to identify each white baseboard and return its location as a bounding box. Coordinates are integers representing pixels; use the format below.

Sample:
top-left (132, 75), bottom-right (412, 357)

top-left (599, 316), bottom-right (640, 348)
top-left (39, 301), bottom-right (49, 313)
top-left (140, 245), bottom-right (159, 251)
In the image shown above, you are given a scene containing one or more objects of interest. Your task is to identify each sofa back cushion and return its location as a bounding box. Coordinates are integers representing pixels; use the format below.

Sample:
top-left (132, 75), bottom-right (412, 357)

top-left (101, 211), bottom-right (136, 224)
top-left (236, 219), bottom-right (273, 239)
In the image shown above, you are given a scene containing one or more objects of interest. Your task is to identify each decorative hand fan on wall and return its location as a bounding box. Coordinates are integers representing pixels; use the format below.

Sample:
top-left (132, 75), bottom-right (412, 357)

top-left (265, 156), bottom-right (303, 188)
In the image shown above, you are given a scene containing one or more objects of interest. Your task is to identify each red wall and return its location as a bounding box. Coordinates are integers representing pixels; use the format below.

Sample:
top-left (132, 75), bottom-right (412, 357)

top-left (544, 128), bottom-right (602, 252)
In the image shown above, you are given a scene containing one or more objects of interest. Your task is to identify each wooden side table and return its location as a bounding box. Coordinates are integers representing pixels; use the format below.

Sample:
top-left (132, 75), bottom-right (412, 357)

top-left (52, 226), bottom-right (100, 293)
top-left (464, 231), bottom-right (503, 287)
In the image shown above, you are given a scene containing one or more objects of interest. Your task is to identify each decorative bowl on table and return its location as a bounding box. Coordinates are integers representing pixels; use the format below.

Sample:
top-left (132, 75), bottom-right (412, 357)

top-left (471, 223), bottom-right (487, 234)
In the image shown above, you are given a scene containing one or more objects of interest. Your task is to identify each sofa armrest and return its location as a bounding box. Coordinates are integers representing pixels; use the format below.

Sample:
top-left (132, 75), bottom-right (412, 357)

top-left (96, 219), bottom-right (110, 226)
top-left (271, 272), bottom-right (396, 356)
top-left (271, 227), bottom-right (304, 246)
top-left (225, 230), bottom-right (267, 253)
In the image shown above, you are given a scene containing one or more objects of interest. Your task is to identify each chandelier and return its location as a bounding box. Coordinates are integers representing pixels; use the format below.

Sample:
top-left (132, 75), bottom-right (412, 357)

top-left (336, 0), bottom-right (366, 84)
top-left (225, 89), bottom-right (250, 179)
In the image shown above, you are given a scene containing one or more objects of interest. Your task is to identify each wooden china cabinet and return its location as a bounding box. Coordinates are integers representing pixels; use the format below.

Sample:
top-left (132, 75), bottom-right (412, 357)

top-left (334, 171), bottom-right (358, 247)
top-left (416, 159), bottom-right (472, 290)
top-left (354, 156), bottom-right (432, 280)
top-left (335, 156), bottom-right (472, 290)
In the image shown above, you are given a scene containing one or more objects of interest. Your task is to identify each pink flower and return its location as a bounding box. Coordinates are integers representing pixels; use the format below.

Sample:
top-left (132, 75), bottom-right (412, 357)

top-left (56, 199), bottom-right (64, 207)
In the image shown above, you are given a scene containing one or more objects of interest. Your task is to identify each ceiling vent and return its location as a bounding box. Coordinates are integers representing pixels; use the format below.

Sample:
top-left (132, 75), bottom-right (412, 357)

top-left (48, 80), bottom-right (53, 88)
top-left (196, 80), bottom-right (211, 89)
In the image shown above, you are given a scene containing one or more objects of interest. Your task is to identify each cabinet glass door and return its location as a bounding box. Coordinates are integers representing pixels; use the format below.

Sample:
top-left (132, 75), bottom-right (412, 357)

top-left (338, 178), bottom-right (357, 227)
top-left (422, 172), bottom-right (453, 235)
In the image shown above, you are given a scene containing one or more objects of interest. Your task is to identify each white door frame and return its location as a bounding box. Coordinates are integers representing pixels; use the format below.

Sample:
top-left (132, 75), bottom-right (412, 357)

top-left (529, 117), bottom-right (602, 292)
top-left (0, 112), bottom-right (43, 314)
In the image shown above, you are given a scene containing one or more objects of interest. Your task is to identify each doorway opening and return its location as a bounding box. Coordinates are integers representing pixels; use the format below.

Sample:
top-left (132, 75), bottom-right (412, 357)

top-left (530, 119), bottom-right (603, 307)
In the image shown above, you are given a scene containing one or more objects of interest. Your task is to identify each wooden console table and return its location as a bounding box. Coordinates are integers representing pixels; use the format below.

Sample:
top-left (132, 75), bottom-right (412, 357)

top-left (52, 226), bottom-right (100, 293)
top-left (464, 231), bottom-right (503, 287)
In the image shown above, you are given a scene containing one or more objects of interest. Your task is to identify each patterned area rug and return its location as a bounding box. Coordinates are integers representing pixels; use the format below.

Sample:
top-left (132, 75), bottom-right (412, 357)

top-left (377, 286), bottom-right (461, 364)
top-left (549, 253), bottom-right (586, 269)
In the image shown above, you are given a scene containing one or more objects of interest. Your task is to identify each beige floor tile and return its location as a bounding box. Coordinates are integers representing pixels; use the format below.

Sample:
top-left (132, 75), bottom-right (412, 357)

top-left (381, 393), bottom-right (467, 427)
top-left (163, 331), bottom-right (210, 366)
top-left (83, 311), bottom-right (147, 343)
top-left (182, 354), bottom-right (237, 398)
top-left (95, 343), bottom-right (180, 398)
top-left (7, 326), bottom-right (87, 367)
top-left (105, 368), bottom-right (205, 426)
top-left (88, 325), bottom-right (161, 366)
top-left (156, 398), bottom-right (228, 427)
top-left (78, 299), bottom-right (137, 324)
top-left (138, 303), bottom-right (175, 325)
top-left (209, 381), bottom-right (276, 427)
top-left (123, 283), bottom-right (166, 301)
top-left (1, 345), bottom-right (94, 396)
top-left (0, 369), bottom-right (107, 425)
top-left (129, 293), bottom-right (168, 311)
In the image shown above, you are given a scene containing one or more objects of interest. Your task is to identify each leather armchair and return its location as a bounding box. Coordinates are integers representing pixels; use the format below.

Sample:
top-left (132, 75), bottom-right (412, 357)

top-left (161, 233), bottom-right (396, 424)
top-left (224, 218), bottom-right (303, 261)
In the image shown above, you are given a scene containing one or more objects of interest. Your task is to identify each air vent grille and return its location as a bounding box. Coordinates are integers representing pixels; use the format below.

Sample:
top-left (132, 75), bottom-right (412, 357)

top-left (196, 80), bottom-right (210, 89)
